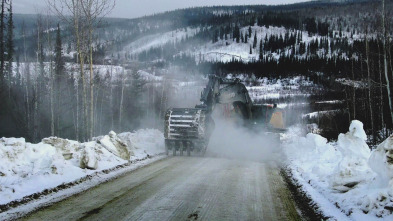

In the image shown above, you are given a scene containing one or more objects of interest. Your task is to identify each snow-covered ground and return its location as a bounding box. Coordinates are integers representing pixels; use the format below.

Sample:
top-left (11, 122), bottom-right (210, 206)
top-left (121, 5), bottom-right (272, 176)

top-left (335, 78), bottom-right (368, 89)
top-left (302, 110), bottom-right (340, 119)
top-left (283, 121), bottom-right (393, 220)
top-left (0, 129), bottom-right (165, 210)
top-left (226, 74), bottom-right (317, 101)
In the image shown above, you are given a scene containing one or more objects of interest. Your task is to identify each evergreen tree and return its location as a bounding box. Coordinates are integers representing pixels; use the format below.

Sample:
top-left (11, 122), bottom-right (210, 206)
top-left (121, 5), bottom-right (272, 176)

top-left (244, 32), bottom-right (247, 43)
top-left (339, 27), bottom-right (342, 38)
top-left (249, 45), bottom-right (252, 54)
top-left (253, 31), bottom-right (257, 49)
top-left (234, 24), bottom-right (240, 43)
top-left (213, 29), bottom-right (218, 43)
top-left (55, 24), bottom-right (64, 78)
top-left (220, 26), bottom-right (224, 40)
top-left (259, 39), bottom-right (263, 60)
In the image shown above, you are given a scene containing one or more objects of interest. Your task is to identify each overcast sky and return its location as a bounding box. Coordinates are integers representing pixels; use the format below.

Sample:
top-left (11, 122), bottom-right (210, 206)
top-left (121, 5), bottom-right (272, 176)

top-left (14, 0), bottom-right (309, 19)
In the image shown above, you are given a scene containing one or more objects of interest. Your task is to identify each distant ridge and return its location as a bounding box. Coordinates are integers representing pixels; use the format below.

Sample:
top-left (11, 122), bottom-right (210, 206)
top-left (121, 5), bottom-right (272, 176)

top-left (310, 0), bottom-right (376, 3)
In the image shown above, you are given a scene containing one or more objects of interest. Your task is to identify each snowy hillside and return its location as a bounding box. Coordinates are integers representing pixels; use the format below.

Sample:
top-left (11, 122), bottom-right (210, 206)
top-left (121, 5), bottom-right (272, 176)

top-left (118, 23), bottom-right (364, 63)
top-left (121, 27), bottom-right (200, 56)
top-left (196, 26), bottom-right (300, 63)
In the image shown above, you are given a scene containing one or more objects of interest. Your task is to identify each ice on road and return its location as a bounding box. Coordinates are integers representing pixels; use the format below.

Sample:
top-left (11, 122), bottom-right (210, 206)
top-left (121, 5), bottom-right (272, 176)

top-left (22, 157), bottom-right (299, 221)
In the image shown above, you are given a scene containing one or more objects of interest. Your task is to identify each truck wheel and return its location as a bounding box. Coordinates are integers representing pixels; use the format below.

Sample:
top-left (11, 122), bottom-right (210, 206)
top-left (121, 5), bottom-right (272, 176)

top-left (187, 146), bottom-right (191, 156)
top-left (165, 141), bottom-right (169, 155)
top-left (180, 142), bottom-right (184, 156)
top-left (200, 148), bottom-right (205, 157)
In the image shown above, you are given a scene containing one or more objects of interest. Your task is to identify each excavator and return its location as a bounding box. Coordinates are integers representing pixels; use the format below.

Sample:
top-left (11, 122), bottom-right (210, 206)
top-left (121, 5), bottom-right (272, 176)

top-left (164, 75), bottom-right (285, 156)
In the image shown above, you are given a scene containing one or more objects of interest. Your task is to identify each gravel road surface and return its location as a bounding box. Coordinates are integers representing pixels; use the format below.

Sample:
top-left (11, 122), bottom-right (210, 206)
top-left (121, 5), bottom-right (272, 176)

top-left (22, 157), bottom-right (299, 221)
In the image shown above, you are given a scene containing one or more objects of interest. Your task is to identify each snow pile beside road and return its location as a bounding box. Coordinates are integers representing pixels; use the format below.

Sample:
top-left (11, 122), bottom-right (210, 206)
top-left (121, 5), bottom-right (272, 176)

top-left (284, 120), bottom-right (393, 220)
top-left (96, 131), bottom-right (131, 161)
top-left (118, 129), bottom-right (165, 160)
top-left (329, 121), bottom-right (372, 192)
top-left (0, 129), bottom-right (164, 206)
top-left (369, 136), bottom-right (393, 187)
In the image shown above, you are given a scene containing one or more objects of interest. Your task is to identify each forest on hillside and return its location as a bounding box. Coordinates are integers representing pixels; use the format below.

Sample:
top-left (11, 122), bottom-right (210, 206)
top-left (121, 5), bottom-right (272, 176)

top-left (1, 0), bottom-right (393, 144)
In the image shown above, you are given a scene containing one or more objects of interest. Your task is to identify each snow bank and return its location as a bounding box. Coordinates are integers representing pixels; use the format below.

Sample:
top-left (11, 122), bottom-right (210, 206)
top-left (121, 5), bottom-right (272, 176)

top-left (369, 135), bottom-right (393, 187)
top-left (284, 120), bottom-right (393, 219)
top-left (285, 131), bottom-right (339, 185)
top-left (118, 129), bottom-right (164, 160)
top-left (329, 120), bottom-right (372, 192)
top-left (96, 131), bottom-right (131, 160)
top-left (0, 129), bottom-right (164, 205)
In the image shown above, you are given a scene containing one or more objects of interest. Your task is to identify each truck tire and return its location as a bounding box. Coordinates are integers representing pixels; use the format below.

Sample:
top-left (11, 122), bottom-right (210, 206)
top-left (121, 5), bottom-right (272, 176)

top-left (180, 142), bottom-right (184, 156)
top-left (165, 141), bottom-right (169, 155)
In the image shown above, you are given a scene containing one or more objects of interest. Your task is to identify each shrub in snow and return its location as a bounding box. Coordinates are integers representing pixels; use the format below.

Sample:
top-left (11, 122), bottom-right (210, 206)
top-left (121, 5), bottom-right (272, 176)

top-left (369, 135), bottom-right (393, 188)
top-left (329, 120), bottom-right (372, 192)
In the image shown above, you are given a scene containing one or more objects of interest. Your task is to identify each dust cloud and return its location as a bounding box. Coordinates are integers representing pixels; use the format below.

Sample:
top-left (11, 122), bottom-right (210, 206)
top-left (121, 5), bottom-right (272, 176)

top-left (206, 107), bottom-right (284, 165)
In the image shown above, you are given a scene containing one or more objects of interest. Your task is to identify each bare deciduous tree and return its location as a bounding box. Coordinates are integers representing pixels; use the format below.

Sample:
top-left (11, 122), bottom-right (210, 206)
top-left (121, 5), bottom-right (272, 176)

top-left (80, 0), bottom-right (115, 138)
top-left (381, 0), bottom-right (393, 125)
top-left (47, 0), bottom-right (115, 140)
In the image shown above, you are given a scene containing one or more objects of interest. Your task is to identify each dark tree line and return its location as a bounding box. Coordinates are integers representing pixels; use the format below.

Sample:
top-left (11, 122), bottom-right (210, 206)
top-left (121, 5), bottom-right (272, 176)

top-left (0, 0), bottom-right (15, 137)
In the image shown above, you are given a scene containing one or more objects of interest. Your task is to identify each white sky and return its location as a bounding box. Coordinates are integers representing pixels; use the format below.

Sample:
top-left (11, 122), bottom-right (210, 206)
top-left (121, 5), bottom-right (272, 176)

top-left (14, 0), bottom-right (310, 19)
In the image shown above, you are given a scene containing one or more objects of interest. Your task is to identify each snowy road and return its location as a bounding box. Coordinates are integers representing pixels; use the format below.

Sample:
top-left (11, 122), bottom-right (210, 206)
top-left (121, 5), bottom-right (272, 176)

top-left (22, 157), bottom-right (299, 220)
